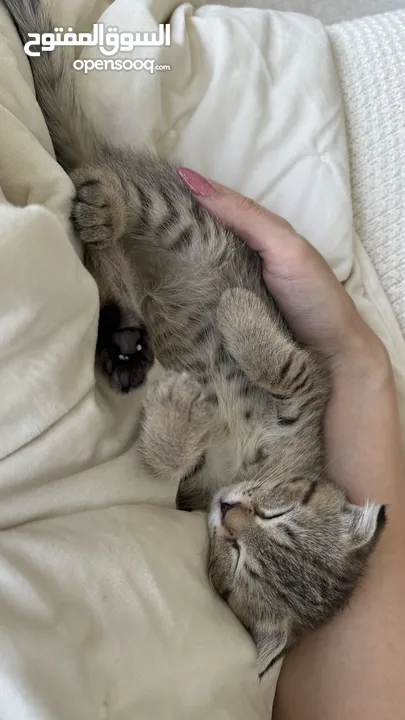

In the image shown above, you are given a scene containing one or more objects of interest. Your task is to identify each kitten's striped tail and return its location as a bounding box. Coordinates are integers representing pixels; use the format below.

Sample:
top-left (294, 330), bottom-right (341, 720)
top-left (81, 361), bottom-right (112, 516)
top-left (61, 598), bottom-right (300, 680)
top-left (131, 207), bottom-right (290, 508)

top-left (3, 0), bottom-right (100, 171)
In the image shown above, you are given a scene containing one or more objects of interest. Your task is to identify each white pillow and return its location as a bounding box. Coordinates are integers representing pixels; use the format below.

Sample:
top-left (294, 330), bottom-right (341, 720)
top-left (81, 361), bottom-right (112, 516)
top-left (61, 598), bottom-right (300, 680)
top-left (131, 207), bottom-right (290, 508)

top-left (80, 1), bottom-right (355, 282)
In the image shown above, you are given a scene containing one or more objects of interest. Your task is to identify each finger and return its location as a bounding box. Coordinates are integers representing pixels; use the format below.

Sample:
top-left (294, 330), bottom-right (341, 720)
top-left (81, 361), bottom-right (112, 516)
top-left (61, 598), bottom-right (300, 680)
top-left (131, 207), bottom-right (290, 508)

top-left (177, 167), bottom-right (307, 272)
top-left (176, 167), bottom-right (344, 292)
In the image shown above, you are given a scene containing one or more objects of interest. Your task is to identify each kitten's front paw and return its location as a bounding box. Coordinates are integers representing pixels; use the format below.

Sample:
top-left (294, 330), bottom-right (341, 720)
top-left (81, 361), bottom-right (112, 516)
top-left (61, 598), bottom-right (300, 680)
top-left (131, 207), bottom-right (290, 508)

top-left (70, 166), bottom-right (127, 246)
top-left (97, 305), bottom-right (154, 393)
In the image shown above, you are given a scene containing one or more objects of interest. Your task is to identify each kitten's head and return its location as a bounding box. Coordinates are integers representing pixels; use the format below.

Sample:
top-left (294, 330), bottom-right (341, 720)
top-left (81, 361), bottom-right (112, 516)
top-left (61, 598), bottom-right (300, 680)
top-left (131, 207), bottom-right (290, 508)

top-left (207, 475), bottom-right (386, 678)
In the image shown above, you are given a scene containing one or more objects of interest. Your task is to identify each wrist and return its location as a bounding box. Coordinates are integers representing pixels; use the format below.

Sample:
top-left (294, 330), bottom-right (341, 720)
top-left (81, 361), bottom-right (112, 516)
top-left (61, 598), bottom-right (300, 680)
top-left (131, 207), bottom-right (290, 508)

top-left (323, 327), bottom-right (404, 509)
top-left (327, 321), bottom-right (391, 384)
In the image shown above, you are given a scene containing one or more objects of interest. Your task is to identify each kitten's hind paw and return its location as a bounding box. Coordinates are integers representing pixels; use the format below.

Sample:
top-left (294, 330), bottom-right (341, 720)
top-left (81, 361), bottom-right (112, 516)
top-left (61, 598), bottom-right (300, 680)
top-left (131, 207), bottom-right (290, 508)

top-left (70, 166), bottom-right (127, 247)
top-left (138, 371), bottom-right (217, 483)
top-left (97, 305), bottom-right (154, 393)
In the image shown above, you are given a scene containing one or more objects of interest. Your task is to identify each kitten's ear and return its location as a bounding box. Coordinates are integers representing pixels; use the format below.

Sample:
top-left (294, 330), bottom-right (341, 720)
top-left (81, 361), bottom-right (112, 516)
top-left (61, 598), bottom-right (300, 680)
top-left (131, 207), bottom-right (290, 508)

top-left (344, 501), bottom-right (387, 551)
top-left (253, 625), bottom-right (289, 680)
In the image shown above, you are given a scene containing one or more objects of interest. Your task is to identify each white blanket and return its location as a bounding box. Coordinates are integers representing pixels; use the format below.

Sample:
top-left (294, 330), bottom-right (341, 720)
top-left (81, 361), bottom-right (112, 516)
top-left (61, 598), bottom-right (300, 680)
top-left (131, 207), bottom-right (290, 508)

top-left (1, 2), bottom-right (404, 718)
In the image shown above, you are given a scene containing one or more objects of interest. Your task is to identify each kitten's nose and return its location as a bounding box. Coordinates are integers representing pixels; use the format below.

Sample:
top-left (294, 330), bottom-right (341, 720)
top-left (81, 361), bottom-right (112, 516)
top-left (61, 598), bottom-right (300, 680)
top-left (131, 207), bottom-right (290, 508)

top-left (221, 502), bottom-right (251, 533)
top-left (221, 502), bottom-right (236, 520)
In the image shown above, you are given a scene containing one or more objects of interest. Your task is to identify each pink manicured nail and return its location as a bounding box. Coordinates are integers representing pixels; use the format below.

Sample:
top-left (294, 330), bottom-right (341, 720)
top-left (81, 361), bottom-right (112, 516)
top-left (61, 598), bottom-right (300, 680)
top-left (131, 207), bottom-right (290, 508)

top-left (177, 167), bottom-right (215, 197)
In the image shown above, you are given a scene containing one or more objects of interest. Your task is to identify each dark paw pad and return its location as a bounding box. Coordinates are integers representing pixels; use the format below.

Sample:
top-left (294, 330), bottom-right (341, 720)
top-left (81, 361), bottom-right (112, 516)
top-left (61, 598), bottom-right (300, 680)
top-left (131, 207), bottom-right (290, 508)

top-left (97, 306), bottom-right (154, 393)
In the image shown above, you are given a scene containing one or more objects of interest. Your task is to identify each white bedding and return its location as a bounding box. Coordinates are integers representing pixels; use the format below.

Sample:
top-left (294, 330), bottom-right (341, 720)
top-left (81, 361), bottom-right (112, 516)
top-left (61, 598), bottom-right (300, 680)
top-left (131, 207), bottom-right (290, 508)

top-left (0, 2), bottom-right (404, 718)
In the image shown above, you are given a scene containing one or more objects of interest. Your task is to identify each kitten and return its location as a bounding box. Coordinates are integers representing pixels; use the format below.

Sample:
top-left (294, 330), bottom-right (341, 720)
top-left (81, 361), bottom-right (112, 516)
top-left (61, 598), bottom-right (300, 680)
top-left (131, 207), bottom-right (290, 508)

top-left (4, 0), bottom-right (386, 677)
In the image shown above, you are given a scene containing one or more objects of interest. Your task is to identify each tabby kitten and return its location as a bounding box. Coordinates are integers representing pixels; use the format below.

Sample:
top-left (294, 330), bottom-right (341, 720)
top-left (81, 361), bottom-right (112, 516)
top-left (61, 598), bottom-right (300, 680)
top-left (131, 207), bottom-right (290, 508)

top-left (4, 0), bottom-right (386, 677)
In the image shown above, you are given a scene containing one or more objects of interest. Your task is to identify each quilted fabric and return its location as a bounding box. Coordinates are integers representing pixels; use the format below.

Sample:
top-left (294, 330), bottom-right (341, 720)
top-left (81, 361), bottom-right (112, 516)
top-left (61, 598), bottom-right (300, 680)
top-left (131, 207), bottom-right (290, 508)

top-left (328, 11), bottom-right (405, 335)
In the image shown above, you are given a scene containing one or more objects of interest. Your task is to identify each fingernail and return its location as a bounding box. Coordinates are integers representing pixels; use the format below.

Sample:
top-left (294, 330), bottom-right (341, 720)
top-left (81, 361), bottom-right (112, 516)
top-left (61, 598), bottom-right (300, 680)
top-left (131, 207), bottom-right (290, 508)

top-left (177, 167), bottom-right (215, 197)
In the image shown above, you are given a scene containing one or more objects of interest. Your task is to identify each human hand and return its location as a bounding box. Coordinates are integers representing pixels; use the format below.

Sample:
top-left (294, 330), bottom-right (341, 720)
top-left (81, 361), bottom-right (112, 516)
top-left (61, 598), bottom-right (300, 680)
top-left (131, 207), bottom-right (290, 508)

top-left (177, 167), bottom-right (384, 371)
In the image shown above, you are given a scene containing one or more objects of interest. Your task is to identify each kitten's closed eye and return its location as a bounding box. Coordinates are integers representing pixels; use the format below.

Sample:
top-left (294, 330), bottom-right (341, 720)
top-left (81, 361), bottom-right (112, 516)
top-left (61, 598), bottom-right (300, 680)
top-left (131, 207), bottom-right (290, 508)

top-left (255, 508), bottom-right (293, 521)
top-left (220, 501), bottom-right (293, 523)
